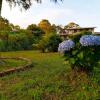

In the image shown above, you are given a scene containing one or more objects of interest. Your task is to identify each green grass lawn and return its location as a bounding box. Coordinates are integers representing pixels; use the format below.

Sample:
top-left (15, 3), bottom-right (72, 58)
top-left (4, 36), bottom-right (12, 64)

top-left (0, 51), bottom-right (100, 100)
top-left (0, 59), bottom-right (27, 72)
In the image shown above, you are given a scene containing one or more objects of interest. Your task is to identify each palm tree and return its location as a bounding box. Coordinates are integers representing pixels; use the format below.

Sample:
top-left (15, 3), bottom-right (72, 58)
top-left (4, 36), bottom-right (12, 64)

top-left (0, 0), bottom-right (62, 16)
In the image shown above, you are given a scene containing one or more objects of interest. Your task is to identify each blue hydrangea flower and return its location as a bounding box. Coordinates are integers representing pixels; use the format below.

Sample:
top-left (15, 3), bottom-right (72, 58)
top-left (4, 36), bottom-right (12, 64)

top-left (58, 40), bottom-right (75, 53)
top-left (94, 36), bottom-right (100, 45)
top-left (80, 35), bottom-right (100, 46)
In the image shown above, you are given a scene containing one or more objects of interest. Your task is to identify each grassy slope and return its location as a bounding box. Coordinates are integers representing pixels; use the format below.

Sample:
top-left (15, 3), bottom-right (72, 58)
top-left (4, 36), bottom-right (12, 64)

top-left (0, 51), bottom-right (100, 100)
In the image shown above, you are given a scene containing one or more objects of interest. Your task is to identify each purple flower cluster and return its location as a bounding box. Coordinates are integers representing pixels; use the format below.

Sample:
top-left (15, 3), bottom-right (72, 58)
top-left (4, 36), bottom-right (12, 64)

top-left (58, 40), bottom-right (75, 53)
top-left (80, 35), bottom-right (100, 46)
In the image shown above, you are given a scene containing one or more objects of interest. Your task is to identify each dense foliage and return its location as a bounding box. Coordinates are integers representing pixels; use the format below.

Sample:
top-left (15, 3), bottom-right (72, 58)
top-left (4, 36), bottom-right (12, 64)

top-left (37, 33), bottom-right (62, 52)
top-left (64, 22), bottom-right (80, 29)
top-left (38, 19), bottom-right (56, 34)
top-left (58, 32), bottom-right (100, 73)
top-left (0, 31), bottom-right (36, 51)
top-left (0, 17), bottom-right (12, 31)
top-left (0, 18), bottom-right (63, 52)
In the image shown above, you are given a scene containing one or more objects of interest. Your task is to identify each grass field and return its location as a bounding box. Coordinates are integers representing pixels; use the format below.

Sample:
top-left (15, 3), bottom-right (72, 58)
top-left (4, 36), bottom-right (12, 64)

top-left (0, 51), bottom-right (100, 100)
top-left (0, 59), bottom-right (27, 72)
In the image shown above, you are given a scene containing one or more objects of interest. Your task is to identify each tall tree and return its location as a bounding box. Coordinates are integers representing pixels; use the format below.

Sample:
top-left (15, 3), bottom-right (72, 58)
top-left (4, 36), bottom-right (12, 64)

top-left (27, 24), bottom-right (45, 36)
top-left (0, 17), bottom-right (12, 31)
top-left (0, 0), bottom-right (2, 16)
top-left (0, 0), bottom-right (62, 16)
top-left (38, 19), bottom-right (56, 34)
top-left (64, 22), bottom-right (80, 29)
top-left (38, 19), bottom-right (52, 34)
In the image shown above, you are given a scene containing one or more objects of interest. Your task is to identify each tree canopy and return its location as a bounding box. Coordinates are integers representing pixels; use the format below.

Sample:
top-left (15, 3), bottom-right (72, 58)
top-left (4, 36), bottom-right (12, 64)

top-left (0, 0), bottom-right (62, 16)
top-left (0, 17), bottom-right (12, 31)
top-left (64, 22), bottom-right (80, 29)
top-left (27, 24), bottom-right (45, 36)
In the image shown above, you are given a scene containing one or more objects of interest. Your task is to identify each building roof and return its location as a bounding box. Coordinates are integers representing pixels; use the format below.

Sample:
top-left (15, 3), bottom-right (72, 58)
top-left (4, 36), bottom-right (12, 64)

top-left (66, 27), bottom-right (96, 30)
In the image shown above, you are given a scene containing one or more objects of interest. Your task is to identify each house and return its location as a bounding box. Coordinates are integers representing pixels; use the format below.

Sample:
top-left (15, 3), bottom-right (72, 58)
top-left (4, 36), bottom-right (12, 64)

top-left (59, 27), bottom-right (96, 38)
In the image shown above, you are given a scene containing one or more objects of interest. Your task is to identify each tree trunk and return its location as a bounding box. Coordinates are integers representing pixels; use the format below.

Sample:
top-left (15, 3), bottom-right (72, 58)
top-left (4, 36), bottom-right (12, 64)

top-left (0, 0), bottom-right (3, 17)
top-left (0, 0), bottom-right (2, 64)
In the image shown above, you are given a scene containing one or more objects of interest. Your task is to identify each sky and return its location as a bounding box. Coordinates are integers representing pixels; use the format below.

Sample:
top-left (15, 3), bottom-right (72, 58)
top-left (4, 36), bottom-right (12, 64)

top-left (1, 0), bottom-right (100, 31)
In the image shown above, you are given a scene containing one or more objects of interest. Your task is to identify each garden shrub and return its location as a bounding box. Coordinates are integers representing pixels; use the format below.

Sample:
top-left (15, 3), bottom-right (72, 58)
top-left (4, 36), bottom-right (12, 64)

top-left (38, 33), bottom-right (62, 52)
top-left (0, 31), bottom-right (37, 51)
top-left (46, 33), bottom-right (62, 52)
top-left (58, 32), bottom-right (100, 73)
top-left (0, 39), bottom-right (6, 51)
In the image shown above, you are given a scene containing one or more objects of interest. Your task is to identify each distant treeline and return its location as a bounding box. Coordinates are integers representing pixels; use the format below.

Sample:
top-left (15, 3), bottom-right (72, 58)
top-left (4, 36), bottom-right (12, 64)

top-left (0, 17), bottom-right (62, 52)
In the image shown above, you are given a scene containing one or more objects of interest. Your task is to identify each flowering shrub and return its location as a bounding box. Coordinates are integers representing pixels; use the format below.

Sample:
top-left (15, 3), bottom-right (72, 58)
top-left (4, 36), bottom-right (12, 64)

top-left (58, 33), bottom-right (100, 73)
top-left (58, 40), bottom-right (75, 53)
top-left (80, 35), bottom-right (100, 46)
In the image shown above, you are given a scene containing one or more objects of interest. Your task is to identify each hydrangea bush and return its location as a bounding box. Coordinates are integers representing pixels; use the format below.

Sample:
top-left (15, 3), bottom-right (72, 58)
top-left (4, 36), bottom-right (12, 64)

top-left (58, 33), bottom-right (100, 73)
top-left (80, 35), bottom-right (100, 46)
top-left (58, 40), bottom-right (75, 53)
